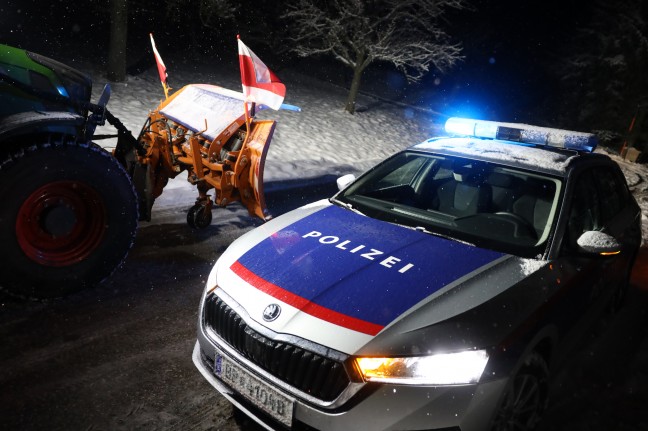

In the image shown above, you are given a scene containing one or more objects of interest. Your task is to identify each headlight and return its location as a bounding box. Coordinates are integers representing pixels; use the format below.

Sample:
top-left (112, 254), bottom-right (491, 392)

top-left (354, 350), bottom-right (489, 385)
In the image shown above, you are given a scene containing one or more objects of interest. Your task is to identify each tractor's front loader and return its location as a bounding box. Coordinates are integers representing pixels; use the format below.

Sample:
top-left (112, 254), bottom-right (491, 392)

top-left (114, 84), bottom-right (275, 228)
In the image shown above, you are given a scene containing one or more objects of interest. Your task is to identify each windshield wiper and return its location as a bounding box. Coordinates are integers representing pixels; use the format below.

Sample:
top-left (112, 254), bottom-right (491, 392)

top-left (330, 197), bottom-right (366, 216)
top-left (402, 224), bottom-right (474, 246)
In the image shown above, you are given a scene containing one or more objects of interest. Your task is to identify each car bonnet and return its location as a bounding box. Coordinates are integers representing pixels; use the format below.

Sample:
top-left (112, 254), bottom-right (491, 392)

top-left (215, 202), bottom-right (514, 354)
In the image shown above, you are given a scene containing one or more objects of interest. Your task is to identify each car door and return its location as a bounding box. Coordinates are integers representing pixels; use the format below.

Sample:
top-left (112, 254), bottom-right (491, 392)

top-left (589, 163), bottom-right (642, 302)
top-left (557, 168), bottom-right (609, 323)
top-left (550, 163), bottom-right (639, 346)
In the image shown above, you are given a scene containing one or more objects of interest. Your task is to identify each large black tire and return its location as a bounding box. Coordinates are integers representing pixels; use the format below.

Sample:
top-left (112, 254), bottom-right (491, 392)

top-left (490, 352), bottom-right (549, 431)
top-left (0, 135), bottom-right (138, 298)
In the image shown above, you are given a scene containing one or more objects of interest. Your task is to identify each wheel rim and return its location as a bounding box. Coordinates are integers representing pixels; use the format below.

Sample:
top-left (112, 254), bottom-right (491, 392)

top-left (16, 180), bottom-right (106, 267)
top-left (493, 372), bottom-right (545, 431)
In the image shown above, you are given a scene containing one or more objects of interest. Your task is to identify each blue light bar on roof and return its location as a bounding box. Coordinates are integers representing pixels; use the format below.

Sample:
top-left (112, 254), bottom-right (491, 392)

top-left (444, 117), bottom-right (598, 152)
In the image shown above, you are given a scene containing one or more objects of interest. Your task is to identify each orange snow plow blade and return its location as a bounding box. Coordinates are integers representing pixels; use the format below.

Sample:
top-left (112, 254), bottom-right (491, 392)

top-left (236, 120), bottom-right (275, 219)
top-left (117, 84), bottom-right (275, 225)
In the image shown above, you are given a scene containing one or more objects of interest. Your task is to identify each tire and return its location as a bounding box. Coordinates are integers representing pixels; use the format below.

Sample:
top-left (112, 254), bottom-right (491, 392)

top-left (490, 352), bottom-right (549, 431)
top-left (0, 135), bottom-right (138, 298)
top-left (187, 203), bottom-right (212, 229)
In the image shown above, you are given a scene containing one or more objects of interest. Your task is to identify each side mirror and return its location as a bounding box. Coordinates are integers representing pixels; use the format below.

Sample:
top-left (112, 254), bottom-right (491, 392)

top-left (576, 231), bottom-right (622, 256)
top-left (337, 174), bottom-right (356, 191)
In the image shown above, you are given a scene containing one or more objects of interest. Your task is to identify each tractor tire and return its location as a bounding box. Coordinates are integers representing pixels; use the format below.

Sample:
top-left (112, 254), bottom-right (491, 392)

top-left (0, 135), bottom-right (139, 298)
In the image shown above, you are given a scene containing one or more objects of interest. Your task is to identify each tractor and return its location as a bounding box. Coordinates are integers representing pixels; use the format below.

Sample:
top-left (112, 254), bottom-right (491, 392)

top-left (0, 43), bottom-right (277, 299)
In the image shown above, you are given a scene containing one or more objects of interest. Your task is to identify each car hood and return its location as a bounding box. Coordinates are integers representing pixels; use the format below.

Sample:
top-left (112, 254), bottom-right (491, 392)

top-left (215, 201), bottom-right (536, 354)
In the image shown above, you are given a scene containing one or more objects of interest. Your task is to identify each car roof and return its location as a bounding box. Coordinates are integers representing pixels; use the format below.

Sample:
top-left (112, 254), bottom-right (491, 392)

top-left (413, 136), bottom-right (606, 176)
top-left (411, 117), bottom-right (614, 176)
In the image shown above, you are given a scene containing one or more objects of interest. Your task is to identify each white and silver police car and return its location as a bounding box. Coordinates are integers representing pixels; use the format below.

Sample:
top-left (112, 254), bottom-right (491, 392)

top-left (193, 118), bottom-right (642, 431)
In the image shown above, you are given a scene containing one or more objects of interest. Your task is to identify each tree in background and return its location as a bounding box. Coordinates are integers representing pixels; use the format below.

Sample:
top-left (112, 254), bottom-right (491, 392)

top-left (282, 0), bottom-right (469, 114)
top-left (107, 0), bottom-right (128, 82)
top-left (104, 0), bottom-right (240, 80)
top-left (556, 0), bottom-right (648, 137)
top-left (163, 0), bottom-right (238, 52)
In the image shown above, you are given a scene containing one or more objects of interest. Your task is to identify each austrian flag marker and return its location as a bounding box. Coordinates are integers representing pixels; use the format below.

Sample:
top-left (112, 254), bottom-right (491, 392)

top-left (237, 35), bottom-right (286, 110)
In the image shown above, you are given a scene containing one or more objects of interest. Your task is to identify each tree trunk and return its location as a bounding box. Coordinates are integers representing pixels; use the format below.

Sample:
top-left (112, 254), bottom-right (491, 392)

top-left (345, 52), bottom-right (367, 114)
top-left (107, 0), bottom-right (128, 82)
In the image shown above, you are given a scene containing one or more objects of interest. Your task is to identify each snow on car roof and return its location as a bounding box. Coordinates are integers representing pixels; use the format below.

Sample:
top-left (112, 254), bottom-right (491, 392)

top-left (415, 137), bottom-right (577, 174)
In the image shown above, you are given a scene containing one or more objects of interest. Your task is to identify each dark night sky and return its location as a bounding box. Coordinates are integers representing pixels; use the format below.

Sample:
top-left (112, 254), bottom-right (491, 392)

top-left (0, 0), bottom-right (598, 123)
top-left (423, 0), bottom-right (595, 122)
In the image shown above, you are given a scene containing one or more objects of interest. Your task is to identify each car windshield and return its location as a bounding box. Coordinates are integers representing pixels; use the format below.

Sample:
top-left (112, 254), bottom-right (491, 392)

top-left (335, 150), bottom-right (563, 257)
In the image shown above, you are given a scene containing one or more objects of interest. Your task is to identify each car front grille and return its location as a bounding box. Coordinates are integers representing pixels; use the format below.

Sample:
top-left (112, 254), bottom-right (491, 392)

top-left (203, 293), bottom-right (351, 402)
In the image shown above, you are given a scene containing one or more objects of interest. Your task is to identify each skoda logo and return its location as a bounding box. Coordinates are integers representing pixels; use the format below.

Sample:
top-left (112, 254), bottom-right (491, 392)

top-left (262, 304), bottom-right (281, 322)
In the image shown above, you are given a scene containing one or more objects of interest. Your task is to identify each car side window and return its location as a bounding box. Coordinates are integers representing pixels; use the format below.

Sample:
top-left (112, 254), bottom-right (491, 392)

top-left (594, 167), bottom-right (628, 225)
top-left (566, 169), bottom-right (601, 247)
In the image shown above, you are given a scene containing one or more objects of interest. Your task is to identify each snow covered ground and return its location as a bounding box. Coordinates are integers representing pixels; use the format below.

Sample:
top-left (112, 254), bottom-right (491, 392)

top-left (2, 55), bottom-right (646, 431)
top-left (86, 58), bottom-right (648, 243)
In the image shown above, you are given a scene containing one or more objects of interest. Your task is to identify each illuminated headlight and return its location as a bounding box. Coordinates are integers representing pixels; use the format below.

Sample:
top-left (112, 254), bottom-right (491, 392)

top-left (355, 350), bottom-right (489, 385)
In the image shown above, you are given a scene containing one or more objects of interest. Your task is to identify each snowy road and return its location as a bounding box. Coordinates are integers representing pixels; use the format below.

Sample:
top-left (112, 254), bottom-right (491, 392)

top-left (0, 180), bottom-right (337, 431)
top-left (1, 41), bottom-right (647, 430)
top-left (1, 178), bottom-right (647, 431)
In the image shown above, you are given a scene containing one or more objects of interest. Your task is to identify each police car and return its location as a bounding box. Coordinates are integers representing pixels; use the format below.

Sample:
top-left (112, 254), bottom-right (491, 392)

top-left (192, 118), bottom-right (642, 431)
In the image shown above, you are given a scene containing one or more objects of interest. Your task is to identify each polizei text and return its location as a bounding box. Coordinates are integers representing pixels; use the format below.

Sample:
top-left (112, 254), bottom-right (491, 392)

top-left (302, 230), bottom-right (414, 273)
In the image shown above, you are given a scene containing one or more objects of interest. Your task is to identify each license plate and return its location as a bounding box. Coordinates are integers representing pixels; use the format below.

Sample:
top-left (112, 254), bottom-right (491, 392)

top-left (214, 350), bottom-right (294, 427)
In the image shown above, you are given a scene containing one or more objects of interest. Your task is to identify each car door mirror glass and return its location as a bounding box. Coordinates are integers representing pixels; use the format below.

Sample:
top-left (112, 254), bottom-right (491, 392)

top-left (576, 230), bottom-right (622, 255)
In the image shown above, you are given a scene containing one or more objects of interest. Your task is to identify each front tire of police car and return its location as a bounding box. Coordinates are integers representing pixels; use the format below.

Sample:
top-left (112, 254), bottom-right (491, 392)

top-left (0, 136), bottom-right (138, 299)
top-left (490, 352), bottom-right (549, 431)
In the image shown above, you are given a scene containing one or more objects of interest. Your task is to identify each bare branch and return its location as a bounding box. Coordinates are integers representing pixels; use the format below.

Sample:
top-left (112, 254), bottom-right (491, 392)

top-left (282, 0), bottom-right (470, 112)
top-left (282, 0), bottom-right (468, 79)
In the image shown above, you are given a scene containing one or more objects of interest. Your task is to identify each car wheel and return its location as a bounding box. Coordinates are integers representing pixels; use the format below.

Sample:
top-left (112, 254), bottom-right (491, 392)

top-left (490, 352), bottom-right (549, 431)
top-left (0, 136), bottom-right (138, 298)
top-left (187, 203), bottom-right (212, 229)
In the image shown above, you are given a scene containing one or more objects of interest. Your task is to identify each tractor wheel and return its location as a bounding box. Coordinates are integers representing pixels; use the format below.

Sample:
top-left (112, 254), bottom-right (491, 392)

top-left (187, 203), bottom-right (212, 229)
top-left (0, 136), bottom-right (139, 298)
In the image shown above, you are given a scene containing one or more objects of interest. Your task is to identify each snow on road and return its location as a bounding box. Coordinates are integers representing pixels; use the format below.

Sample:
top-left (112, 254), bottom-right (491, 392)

top-left (87, 59), bottom-right (648, 243)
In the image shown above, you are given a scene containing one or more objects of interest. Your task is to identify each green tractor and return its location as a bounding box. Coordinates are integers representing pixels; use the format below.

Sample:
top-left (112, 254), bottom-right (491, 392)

top-left (0, 44), bottom-right (139, 299)
top-left (0, 43), bottom-right (280, 299)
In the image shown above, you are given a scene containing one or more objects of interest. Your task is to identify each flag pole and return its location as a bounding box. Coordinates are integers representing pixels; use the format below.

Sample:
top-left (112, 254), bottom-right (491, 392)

top-left (162, 81), bottom-right (170, 100)
top-left (244, 101), bottom-right (251, 134)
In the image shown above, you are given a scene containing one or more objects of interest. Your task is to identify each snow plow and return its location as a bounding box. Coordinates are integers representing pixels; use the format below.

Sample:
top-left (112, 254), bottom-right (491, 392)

top-left (0, 42), bottom-right (285, 298)
top-left (115, 84), bottom-right (275, 227)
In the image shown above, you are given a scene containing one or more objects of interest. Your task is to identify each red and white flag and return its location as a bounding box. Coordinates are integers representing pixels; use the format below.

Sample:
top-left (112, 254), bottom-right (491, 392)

top-left (150, 33), bottom-right (169, 97)
top-left (238, 36), bottom-right (286, 110)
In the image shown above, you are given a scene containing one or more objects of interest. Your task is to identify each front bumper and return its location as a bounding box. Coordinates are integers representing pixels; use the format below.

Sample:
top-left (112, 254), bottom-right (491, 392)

top-left (193, 334), bottom-right (509, 431)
